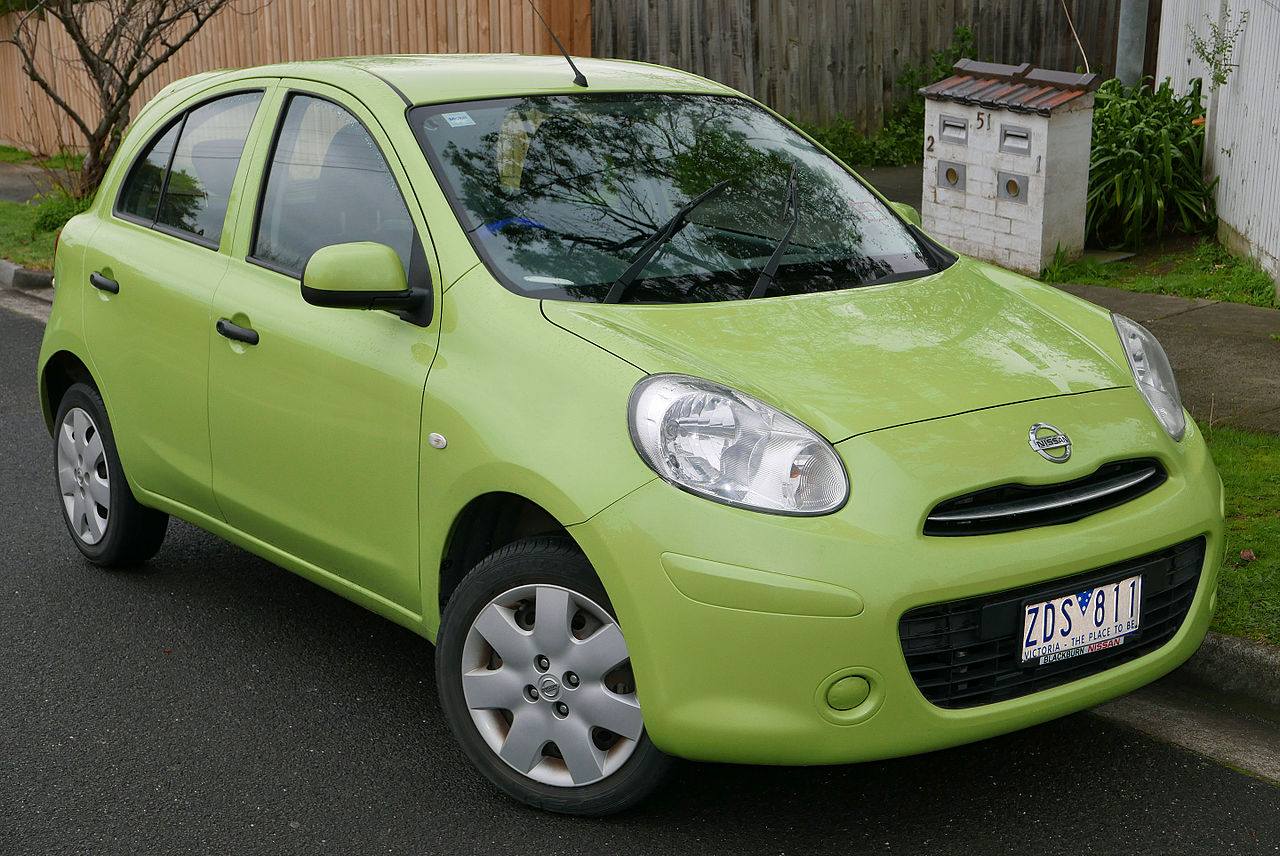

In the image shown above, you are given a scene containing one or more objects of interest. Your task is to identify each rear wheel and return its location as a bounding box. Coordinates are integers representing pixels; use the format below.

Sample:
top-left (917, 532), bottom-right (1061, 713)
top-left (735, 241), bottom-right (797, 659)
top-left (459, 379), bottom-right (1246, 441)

top-left (54, 383), bottom-right (167, 567)
top-left (436, 536), bottom-right (671, 815)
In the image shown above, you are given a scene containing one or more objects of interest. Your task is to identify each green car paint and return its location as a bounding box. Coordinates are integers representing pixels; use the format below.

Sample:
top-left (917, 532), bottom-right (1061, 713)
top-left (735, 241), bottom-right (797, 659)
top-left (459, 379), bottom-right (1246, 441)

top-left (37, 54), bottom-right (1222, 797)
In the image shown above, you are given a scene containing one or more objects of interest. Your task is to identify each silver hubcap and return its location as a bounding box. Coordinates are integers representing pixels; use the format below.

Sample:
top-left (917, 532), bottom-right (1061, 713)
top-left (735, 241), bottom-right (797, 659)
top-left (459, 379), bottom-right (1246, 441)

top-left (461, 584), bottom-right (643, 787)
top-left (57, 407), bottom-right (110, 546)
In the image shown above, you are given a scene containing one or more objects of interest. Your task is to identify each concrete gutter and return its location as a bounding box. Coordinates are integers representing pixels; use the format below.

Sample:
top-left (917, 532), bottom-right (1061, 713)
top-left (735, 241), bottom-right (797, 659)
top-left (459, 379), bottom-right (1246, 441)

top-left (0, 259), bottom-right (54, 296)
top-left (1179, 631), bottom-right (1280, 720)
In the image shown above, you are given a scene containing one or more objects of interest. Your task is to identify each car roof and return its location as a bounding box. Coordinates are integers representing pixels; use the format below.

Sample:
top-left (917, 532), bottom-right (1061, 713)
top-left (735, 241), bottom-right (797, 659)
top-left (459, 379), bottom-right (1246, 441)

top-left (216, 54), bottom-right (737, 105)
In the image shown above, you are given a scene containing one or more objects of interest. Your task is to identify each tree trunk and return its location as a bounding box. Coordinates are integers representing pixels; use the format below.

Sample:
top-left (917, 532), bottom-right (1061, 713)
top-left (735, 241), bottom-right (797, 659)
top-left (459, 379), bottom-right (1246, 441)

top-left (78, 115), bottom-right (128, 197)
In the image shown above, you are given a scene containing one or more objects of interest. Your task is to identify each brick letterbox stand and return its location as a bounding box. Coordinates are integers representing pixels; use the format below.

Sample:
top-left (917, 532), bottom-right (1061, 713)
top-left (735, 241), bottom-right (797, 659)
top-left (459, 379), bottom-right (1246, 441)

top-left (919, 60), bottom-right (1101, 275)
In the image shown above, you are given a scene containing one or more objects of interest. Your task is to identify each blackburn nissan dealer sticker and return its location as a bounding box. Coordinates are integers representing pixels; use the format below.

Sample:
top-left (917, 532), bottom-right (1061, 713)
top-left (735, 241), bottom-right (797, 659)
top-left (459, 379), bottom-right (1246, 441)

top-left (1021, 574), bottom-right (1143, 665)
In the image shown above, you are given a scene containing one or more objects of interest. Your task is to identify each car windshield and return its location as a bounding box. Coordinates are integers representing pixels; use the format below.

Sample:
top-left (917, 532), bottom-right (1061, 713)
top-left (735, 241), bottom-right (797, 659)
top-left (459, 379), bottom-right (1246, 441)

top-left (410, 93), bottom-right (935, 304)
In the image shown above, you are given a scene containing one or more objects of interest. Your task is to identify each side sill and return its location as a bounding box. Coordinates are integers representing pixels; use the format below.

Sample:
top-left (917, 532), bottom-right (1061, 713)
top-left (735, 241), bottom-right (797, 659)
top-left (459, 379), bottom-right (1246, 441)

top-left (133, 487), bottom-right (431, 641)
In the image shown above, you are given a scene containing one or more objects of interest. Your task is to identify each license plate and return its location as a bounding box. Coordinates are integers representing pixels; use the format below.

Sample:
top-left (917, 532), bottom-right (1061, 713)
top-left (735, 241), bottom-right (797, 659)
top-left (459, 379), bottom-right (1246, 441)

top-left (1021, 574), bottom-right (1143, 665)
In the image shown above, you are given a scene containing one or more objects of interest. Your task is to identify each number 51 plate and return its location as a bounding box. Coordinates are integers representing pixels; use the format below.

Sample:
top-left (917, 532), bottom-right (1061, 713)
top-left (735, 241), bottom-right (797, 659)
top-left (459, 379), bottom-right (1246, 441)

top-left (1021, 574), bottom-right (1143, 665)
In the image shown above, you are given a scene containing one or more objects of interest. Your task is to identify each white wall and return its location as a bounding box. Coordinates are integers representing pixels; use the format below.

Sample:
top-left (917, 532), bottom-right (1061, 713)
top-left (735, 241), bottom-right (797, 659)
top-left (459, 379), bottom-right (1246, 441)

top-left (1157, 0), bottom-right (1280, 293)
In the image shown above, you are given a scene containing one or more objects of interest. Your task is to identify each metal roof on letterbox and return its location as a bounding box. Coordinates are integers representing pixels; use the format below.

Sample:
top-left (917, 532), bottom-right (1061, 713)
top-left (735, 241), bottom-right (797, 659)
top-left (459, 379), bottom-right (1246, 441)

top-left (919, 59), bottom-right (1102, 117)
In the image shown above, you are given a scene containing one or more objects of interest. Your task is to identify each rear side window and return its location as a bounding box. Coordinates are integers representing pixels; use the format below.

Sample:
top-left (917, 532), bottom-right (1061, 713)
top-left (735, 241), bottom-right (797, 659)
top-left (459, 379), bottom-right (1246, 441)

top-left (118, 122), bottom-right (181, 222)
top-left (252, 94), bottom-right (414, 276)
top-left (116, 91), bottom-right (263, 247)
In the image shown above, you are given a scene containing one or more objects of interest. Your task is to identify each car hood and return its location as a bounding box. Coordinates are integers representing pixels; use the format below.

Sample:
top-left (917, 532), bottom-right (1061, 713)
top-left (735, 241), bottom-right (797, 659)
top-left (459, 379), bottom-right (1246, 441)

top-left (540, 258), bottom-right (1132, 441)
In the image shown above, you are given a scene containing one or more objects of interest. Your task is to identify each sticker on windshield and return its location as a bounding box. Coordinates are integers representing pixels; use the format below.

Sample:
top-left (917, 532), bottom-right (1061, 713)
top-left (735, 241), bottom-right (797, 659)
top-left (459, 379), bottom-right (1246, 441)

top-left (851, 200), bottom-right (888, 222)
top-left (442, 111), bottom-right (476, 128)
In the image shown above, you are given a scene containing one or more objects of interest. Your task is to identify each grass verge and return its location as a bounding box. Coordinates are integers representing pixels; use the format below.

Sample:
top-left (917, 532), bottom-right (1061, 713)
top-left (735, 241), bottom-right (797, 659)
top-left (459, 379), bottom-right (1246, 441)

top-left (1042, 236), bottom-right (1277, 308)
top-left (0, 199), bottom-right (57, 270)
top-left (0, 145), bottom-right (35, 164)
top-left (1203, 422), bottom-right (1280, 644)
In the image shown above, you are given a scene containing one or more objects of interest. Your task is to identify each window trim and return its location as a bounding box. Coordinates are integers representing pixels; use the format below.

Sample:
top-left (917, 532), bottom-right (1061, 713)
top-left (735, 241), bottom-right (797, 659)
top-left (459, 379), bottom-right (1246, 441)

top-left (247, 89), bottom-right (418, 281)
top-left (111, 87), bottom-right (265, 250)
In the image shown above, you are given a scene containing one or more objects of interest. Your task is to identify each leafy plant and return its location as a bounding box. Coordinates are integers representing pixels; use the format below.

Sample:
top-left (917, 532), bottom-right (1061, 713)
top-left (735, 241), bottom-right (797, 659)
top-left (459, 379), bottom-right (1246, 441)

top-left (794, 26), bottom-right (975, 168)
top-left (1086, 77), bottom-right (1217, 250)
top-left (1188, 5), bottom-right (1249, 90)
top-left (31, 187), bottom-right (92, 233)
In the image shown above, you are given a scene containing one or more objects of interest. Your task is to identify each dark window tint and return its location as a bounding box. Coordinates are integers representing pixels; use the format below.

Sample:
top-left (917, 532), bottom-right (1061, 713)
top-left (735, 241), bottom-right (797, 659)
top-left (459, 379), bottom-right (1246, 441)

top-left (254, 95), bottom-right (413, 276)
top-left (118, 121), bottom-right (181, 222)
top-left (155, 92), bottom-right (263, 244)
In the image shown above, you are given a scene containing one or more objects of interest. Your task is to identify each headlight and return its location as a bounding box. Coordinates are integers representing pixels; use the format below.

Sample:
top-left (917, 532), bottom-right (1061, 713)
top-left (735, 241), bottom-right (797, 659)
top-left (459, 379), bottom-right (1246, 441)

top-left (628, 374), bottom-right (849, 515)
top-left (1112, 313), bottom-right (1186, 441)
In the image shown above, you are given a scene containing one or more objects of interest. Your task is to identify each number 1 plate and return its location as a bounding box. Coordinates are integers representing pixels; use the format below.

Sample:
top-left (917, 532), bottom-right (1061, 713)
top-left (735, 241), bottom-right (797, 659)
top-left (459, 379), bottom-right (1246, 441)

top-left (1021, 574), bottom-right (1143, 665)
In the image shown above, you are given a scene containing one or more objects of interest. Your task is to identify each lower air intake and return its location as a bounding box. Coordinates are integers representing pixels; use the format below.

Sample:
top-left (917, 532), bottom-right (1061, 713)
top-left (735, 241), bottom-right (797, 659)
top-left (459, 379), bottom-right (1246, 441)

top-left (898, 537), bottom-right (1205, 709)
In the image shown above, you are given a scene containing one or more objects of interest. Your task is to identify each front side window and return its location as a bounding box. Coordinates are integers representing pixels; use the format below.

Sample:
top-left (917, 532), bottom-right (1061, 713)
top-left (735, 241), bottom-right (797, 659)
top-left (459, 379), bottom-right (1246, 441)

top-left (410, 94), bottom-right (936, 304)
top-left (253, 95), bottom-right (414, 277)
top-left (117, 91), bottom-right (262, 246)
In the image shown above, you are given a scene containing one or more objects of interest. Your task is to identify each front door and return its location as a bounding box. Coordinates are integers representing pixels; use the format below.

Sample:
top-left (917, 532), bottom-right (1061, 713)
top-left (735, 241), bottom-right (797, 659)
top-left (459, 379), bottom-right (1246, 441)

top-left (208, 88), bottom-right (440, 614)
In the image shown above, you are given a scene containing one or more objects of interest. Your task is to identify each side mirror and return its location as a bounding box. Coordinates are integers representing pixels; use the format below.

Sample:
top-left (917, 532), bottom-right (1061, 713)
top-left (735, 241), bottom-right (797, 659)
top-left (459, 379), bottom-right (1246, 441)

top-left (301, 242), bottom-right (430, 326)
top-left (889, 201), bottom-right (923, 228)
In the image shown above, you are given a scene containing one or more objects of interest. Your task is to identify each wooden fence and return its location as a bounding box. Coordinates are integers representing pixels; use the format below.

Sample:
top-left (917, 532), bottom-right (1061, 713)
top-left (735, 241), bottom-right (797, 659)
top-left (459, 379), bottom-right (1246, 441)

top-left (1156, 0), bottom-right (1280, 291)
top-left (593, 0), bottom-right (1141, 132)
top-left (0, 0), bottom-right (591, 154)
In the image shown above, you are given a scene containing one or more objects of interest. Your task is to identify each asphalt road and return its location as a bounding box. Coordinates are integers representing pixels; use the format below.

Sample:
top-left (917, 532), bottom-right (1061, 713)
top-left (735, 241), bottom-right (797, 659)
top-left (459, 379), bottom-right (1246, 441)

top-left (3, 305), bottom-right (1279, 856)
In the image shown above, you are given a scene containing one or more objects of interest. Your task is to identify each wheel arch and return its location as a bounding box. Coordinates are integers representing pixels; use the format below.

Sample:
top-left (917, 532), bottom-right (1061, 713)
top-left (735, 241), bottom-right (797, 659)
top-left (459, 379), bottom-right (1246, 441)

top-left (40, 350), bottom-right (97, 434)
top-left (436, 492), bottom-right (577, 614)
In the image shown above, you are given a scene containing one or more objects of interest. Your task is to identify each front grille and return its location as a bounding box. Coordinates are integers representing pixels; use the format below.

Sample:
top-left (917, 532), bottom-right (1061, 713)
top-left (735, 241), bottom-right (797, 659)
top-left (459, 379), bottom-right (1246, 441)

top-left (924, 458), bottom-right (1167, 536)
top-left (899, 537), bottom-right (1205, 709)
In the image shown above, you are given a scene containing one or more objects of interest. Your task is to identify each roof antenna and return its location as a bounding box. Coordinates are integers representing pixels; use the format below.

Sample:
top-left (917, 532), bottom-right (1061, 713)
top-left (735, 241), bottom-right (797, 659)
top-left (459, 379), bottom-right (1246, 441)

top-left (524, 0), bottom-right (588, 87)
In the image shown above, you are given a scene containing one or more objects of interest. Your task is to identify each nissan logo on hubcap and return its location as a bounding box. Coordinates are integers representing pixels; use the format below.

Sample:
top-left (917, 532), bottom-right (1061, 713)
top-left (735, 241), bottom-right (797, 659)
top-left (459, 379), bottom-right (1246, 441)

top-left (539, 676), bottom-right (561, 700)
top-left (1028, 423), bottom-right (1071, 462)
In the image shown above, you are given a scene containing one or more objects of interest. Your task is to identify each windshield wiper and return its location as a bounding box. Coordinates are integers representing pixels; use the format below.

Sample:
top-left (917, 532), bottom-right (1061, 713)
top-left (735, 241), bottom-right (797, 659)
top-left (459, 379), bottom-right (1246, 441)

top-left (602, 179), bottom-right (731, 304)
top-left (748, 162), bottom-right (799, 300)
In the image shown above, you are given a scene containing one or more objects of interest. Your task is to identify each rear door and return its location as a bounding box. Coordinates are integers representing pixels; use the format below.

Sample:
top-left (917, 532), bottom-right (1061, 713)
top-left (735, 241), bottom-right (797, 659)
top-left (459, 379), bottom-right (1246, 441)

top-left (82, 83), bottom-right (274, 517)
top-left (207, 83), bottom-right (442, 614)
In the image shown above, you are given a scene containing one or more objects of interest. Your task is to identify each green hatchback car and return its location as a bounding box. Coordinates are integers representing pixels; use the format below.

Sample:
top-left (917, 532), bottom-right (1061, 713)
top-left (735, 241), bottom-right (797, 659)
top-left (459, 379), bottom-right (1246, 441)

top-left (39, 54), bottom-right (1223, 815)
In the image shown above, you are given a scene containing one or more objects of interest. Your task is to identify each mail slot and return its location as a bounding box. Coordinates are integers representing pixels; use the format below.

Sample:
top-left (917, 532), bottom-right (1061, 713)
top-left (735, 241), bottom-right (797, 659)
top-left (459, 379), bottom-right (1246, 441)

top-left (940, 114), bottom-right (968, 146)
top-left (1000, 125), bottom-right (1032, 156)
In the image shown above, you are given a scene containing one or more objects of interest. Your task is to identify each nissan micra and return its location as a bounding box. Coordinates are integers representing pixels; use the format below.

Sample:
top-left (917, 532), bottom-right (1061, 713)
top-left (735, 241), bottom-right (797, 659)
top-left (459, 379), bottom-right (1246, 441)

top-left (38, 54), bottom-right (1224, 815)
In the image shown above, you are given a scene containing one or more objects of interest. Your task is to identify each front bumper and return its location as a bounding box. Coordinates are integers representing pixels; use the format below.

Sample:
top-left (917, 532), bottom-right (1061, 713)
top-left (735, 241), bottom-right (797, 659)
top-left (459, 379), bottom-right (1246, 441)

top-left (568, 388), bottom-right (1223, 765)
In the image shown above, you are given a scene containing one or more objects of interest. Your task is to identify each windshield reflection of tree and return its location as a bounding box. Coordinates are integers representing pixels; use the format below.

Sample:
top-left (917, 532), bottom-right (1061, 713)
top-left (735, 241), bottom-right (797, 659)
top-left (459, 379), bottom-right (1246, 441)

top-left (443, 95), bottom-right (912, 302)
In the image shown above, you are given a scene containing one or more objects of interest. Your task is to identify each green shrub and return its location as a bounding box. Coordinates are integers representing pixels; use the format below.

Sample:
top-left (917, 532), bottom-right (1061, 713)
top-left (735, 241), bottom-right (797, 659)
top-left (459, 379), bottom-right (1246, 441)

top-left (32, 188), bottom-right (92, 233)
top-left (1087, 77), bottom-right (1217, 250)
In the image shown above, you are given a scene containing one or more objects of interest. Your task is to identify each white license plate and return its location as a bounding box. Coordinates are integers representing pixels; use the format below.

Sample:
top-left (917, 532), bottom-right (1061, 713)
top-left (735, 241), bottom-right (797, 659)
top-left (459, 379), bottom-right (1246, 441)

top-left (1021, 574), bottom-right (1143, 665)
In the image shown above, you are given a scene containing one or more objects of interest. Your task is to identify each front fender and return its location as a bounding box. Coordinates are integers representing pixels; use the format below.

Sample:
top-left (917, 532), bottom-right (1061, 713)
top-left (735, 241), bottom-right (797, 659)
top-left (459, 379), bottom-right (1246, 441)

top-left (416, 268), bottom-right (657, 632)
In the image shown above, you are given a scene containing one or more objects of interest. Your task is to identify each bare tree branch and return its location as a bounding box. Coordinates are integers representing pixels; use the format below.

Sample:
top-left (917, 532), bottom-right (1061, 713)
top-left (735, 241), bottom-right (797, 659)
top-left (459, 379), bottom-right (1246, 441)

top-left (3, 0), bottom-right (242, 194)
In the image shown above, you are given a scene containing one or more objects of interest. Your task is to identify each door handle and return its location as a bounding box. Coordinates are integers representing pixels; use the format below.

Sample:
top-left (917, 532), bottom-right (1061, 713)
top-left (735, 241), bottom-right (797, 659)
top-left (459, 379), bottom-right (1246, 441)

top-left (89, 272), bottom-right (119, 294)
top-left (216, 318), bottom-right (259, 346)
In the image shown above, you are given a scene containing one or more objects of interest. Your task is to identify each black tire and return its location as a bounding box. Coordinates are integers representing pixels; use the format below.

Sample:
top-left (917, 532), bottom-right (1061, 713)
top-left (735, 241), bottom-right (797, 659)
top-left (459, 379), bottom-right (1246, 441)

top-left (53, 382), bottom-right (168, 567)
top-left (436, 536), bottom-right (672, 815)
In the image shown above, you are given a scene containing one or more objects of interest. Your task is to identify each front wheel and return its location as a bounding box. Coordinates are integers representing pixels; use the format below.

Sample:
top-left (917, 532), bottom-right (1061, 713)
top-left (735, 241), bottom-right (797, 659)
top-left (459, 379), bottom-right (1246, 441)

top-left (436, 537), bottom-right (671, 815)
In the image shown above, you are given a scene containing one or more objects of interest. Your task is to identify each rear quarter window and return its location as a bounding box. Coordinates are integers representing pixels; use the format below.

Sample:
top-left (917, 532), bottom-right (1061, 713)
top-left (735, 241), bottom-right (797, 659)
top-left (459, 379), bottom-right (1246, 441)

top-left (115, 90), bottom-right (263, 248)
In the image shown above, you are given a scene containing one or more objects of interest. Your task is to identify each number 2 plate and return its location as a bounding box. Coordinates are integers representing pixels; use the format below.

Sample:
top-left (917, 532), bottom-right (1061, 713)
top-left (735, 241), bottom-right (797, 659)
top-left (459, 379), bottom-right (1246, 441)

top-left (1021, 574), bottom-right (1143, 665)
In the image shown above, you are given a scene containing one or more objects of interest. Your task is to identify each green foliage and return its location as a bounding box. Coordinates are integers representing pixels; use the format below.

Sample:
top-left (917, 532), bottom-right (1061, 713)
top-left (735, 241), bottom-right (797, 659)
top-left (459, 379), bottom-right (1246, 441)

top-left (39, 150), bottom-right (86, 172)
top-left (794, 27), bottom-right (974, 168)
top-left (0, 145), bottom-right (35, 164)
top-left (0, 199), bottom-right (58, 270)
top-left (1087, 77), bottom-right (1217, 250)
top-left (31, 188), bottom-right (92, 233)
top-left (1188, 5), bottom-right (1249, 90)
top-left (1203, 423), bottom-right (1280, 644)
top-left (1039, 238), bottom-right (1276, 308)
